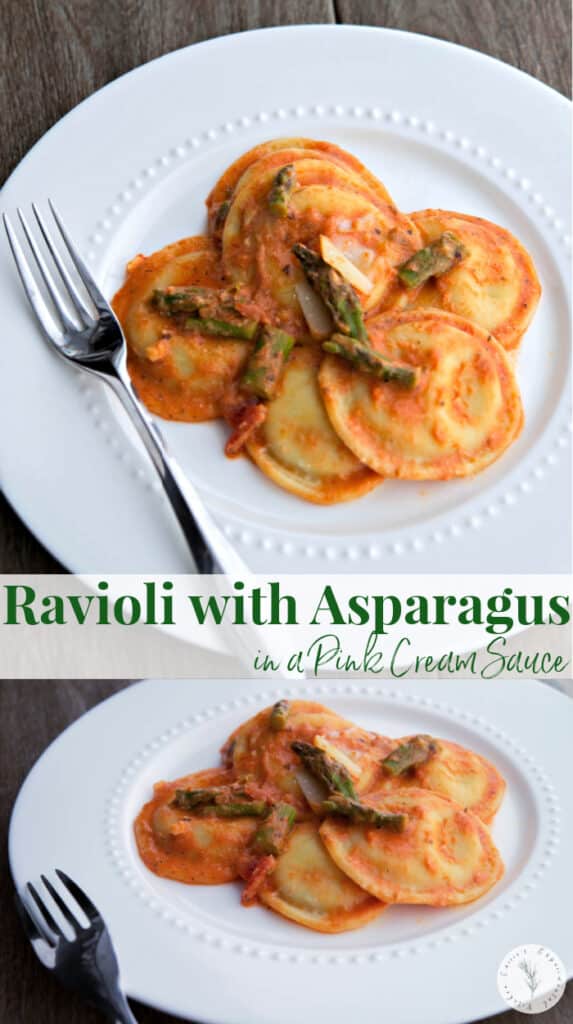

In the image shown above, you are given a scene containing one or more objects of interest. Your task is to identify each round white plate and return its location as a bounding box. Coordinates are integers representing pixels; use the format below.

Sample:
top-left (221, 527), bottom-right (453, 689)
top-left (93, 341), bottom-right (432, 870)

top-left (9, 678), bottom-right (572, 1024)
top-left (0, 26), bottom-right (570, 574)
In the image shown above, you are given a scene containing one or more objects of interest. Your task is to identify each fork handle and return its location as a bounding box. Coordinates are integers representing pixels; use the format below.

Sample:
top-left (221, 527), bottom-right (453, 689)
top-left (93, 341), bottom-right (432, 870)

top-left (106, 353), bottom-right (298, 674)
top-left (107, 352), bottom-right (251, 577)
top-left (112, 1007), bottom-right (138, 1024)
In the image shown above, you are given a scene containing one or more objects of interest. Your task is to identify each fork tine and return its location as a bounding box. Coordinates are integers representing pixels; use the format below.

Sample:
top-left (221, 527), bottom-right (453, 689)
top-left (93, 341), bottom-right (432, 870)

top-left (17, 208), bottom-right (80, 334)
top-left (3, 213), bottom-right (63, 345)
top-left (55, 870), bottom-right (100, 923)
top-left (32, 203), bottom-right (95, 325)
top-left (40, 875), bottom-right (82, 934)
top-left (27, 881), bottom-right (64, 938)
top-left (48, 199), bottom-right (108, 311)
top-left (16, 890), bottom-right (56, 948)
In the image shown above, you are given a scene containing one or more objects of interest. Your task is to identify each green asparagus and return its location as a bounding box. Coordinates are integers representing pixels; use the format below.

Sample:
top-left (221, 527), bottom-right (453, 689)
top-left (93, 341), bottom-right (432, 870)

top-left (171, 788), bottom-right (221, 811)
top-left (268, 164), bottom-right (296, 217)
top-left (321, 794), bottom-right (407, 832)
top-left (323, 334), bottom-right (419, 388)
top-left (241, 327), bottom-right (294, 401)
top-left (152, 286), bottom-right (222, 316)
top-left (151, 286), bottom-right (259, 340)
top-left (171, 785), bottom-right (267, 817)
top-left (397, 231), bottom-right (466, 288)
top-left (293, 244), bottom-right (367, 341)
top-left (207, 801), bottom-right (269, 819)
top-left (269, 699), bottom-right (290, 732)
top-left (291, 741), bottom-right (357, 800)
top-left (184, 316), bottom-right (259, 340)
top-left (382, 735), bottom-right (439, 776)
top-left (251, 803), bottom-right (297, 856)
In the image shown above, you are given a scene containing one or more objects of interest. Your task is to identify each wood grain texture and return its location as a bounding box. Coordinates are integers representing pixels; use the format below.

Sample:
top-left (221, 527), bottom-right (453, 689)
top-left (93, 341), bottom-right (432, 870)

top-left (0, 680), bottom-right (571, 1024)
top-left (0, 2), bottom-right (571, 1021)
top-left (334, 0), bottom-right (571, 95)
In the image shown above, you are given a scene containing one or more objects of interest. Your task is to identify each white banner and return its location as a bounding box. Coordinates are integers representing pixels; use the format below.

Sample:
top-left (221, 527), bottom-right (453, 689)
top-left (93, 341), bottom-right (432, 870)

top-left (0, 574), bottom-right (570, 680)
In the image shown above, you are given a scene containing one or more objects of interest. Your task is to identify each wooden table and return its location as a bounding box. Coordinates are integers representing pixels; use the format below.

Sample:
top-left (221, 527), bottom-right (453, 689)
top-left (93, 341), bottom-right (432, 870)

top-left (0, 2), bottom-right (570, 1022)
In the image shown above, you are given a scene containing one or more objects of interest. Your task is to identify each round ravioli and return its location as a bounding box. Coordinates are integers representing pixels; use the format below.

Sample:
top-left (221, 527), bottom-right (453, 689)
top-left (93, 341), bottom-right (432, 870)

top-left (223, 178), bottom-right (420, 335)
top-left (398, 210), bottom-right (541, 350)
top-left (259, 821), bottom-right (385, 932)
top-left (134, 768), bottom-right (258, 884)
top-left (112, 236), bottom-right (250, 421)
top-left (206, 137), bottom-right (396, 225)
top-left (227, 150), bottom-right (401, 224)
top-left (222, 700), bottom-right (391, 816)
top-left (370, 738), bottom-right (506, 824)
top-left (245, 345), bottom-right (381, 503)
top-left (320, 788), bottom-right (504, 906)
top-left (319, 309), bottom-right (523, 479)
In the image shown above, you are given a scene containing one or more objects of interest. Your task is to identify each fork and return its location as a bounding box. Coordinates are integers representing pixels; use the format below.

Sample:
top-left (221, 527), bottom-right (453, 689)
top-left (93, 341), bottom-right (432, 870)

top-left (15, 869), bottom-right (138, 1022)
top-left (3, 201), bottom-right (251, 576)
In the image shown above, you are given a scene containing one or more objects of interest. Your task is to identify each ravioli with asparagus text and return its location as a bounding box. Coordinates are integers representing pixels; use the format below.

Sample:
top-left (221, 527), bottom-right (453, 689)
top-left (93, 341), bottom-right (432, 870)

top-left (134, 700), bottom-right (506, 933)
top-left (113, 138), bottom-right (539, 504)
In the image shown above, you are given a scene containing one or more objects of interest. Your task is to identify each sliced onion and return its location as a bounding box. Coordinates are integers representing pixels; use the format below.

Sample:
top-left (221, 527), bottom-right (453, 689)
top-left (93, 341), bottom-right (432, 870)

top-left (319, 234), bottom-right (374, 294)
top-left (295, 769), bottom-right (328, 813)
top-left (313, 734), bottom-right (363, 779)
top-left (294, 280), bottom-right (333, 340)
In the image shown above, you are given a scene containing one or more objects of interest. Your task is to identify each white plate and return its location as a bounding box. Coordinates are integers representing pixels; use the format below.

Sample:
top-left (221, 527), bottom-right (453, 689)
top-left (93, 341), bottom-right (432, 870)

top-left (9, 678), bottom-right (572, 1024)
top-left (1, 26), bottom-right (570, 574)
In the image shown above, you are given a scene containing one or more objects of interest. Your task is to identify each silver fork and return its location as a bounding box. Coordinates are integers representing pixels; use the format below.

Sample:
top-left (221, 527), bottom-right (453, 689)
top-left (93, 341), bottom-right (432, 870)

top-left (15, 869), bottom-right (138, 1023)
top-left (3, 202), bottom-right (250, 576)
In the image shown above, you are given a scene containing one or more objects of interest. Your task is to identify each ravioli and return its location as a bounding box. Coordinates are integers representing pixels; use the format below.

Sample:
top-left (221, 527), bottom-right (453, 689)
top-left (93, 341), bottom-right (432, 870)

top-left (245, 345), bottom-right (381, 503)
top-left (319, 309), bottom-right (523, 479)
top-left (134, 768), bottom-right (258, 884)
top-left (370, 738), bottom-right (506, 824)
top-left (227, 150), bottom-right (395, 216)
top-left (320, 788), bottom-right (504, 906)
top-left (223, 177), bottom-right (420, 334)
top-left (112, 237), bottom-right (250, 421)
top-left (259, 821), bottom-right (385, 933)
top-left (396, 210), bottom-right (541, 350)
top-left (222, 700), bottom-right (391, 815)
top-left (206, 137), bottom-right (396, 226)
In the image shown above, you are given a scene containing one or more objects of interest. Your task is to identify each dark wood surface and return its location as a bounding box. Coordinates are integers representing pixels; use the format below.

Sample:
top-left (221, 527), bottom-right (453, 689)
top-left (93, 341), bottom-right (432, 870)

top-left (1, 2), bottom-right (571, 1023)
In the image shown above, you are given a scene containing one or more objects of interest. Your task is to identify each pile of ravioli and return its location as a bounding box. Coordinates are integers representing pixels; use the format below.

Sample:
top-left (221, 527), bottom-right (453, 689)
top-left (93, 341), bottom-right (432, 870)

top-left (134, 700), bottom-right (505, 933)
top-left (113, 137), bottom-right (540, 505)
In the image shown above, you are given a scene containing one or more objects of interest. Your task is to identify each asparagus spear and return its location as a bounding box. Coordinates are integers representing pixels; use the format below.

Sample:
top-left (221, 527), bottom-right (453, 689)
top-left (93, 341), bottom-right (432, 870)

top-left (321, 794), bottom-right (407, 832)
top-left (322, 334), bottom-right (419, 388)
top-left (151, 286), bottom-right (259, 340)
top-left (251, 803), bottom-right (297, 856)
top-left (241, 327), bottom-right (294, 401)
top-left (382, 735), bottom-right (439, 776)
top-left (151, 286), bottom-right (224, 316)
top-left (207, 801), bottom-right (269, 819)
top-left (184, 316), bottom-right (259, 340)
top-left (291, 741), bottom-right (357, 800)
top-left (171, 785), bottom-right (268, 818)
top-left (397, 231), bottom-right (466, 288)
top-left (269, 699), bottom-right (290, 732)
top-left (293, 243), bottom-right (367, 341)
top-left (268, 164), bottom-right (296, 217)
top-left (171, 788), bottom-right (221, 811)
